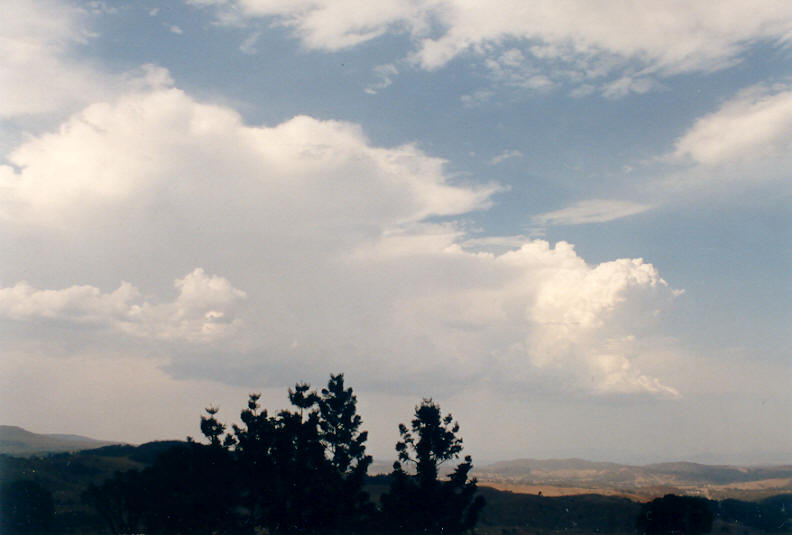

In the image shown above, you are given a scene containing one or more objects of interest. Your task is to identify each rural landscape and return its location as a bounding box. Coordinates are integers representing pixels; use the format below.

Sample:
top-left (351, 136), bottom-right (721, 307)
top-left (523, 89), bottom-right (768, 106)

top-left (2, 375), bottom-right (791, 534)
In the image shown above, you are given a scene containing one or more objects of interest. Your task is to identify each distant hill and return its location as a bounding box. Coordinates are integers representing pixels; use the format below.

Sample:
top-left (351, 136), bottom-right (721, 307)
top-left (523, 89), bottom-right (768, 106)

top-left (0, 425), bottom-right (122, 456)
top-left (476, 458), bottom-right (792, 501)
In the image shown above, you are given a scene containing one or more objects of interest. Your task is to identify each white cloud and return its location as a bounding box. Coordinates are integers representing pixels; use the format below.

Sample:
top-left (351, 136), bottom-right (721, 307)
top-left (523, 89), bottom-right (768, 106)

top-left (533, 199), bottom-right (653, 226)
top-left (0, 0), bottom-right (124, 118)
top-left (672, 84), bottom-right (792, 167)
top-left (188, 0), bottom-right (431, 49)
top-left (0, 88), bottom-right (493, 227)
top-left (189, 1), bottom-right (792, 95)
top-left (0, 87), bottom-right (681, 397)
top-left (169, 25), bottom-right (184, 34)
top-left (648, 83), bottom-right (792, 194)
top-left (460, 89), bottom-right (494, 108)
top-left (0, 269), bottom-right (247, 343)
top-left (364, 63), bottom-right (399, 95)
top-left (239, 31), bottom-right (261, 54)
top-left (489, 149), bottom-right (523, 166)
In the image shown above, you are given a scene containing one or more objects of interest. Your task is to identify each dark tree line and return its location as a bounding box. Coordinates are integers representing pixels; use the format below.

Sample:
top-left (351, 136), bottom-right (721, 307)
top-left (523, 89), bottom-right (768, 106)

top-left (83, 374), bottom-right (484, 535)
top-left (637, 494), bottom-right (714, 535)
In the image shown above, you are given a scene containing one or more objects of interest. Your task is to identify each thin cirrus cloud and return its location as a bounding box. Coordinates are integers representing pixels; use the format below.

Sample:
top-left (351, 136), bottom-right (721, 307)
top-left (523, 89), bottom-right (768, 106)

top-left (364, 63), bottom-right (399, 94)
top-left (649, 82), bottom-right (792, 193)
top-left (489, 149), bottom-right (524, 166)
top-left (533, 199), bottom-right (654, 226)
top-left (0, 85), bottom-right (681, 397)
top-left (188, 0), bottom-right (792, 95)
top-left (671, 83), bottom-right (792, 168)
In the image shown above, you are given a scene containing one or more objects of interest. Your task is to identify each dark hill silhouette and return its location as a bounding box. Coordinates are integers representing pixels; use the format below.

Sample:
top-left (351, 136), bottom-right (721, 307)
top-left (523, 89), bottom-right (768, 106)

top-left (0, 425), bottom-right (121, 456)
top-left (78, 440), bottom-right (187, 464)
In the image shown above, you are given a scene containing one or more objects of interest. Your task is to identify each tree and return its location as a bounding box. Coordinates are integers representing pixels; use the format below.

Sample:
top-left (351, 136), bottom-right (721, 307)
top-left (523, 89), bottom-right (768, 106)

top-left (83, 469), bottom-right (146, 535)
top-left (83, 374), bottom-right (374, 534)
top-left (1, 480), bottom-right (55, 535)
top-left (318, 374), bottom-right (371, 476)
top-left (317, 374), bottom-right (374, 529)
top-left (381, 398), bottom-right (485, 534)
top-left (200, 405), bottom-right (229, 448)
top-left (141, 442), bottom-right (240, 535)
top-left (232, 393), bottom-right (278, 531)
top-left (637, 494), bottom-right (714, 535)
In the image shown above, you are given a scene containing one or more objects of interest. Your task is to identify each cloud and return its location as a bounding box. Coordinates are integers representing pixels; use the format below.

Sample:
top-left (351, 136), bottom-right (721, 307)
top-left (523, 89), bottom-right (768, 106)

top-left (0, 88), bottom-right (493, 227)
top-left (0, 87), bottom-right (680, 397)
top-left (365, 63), bottom-right (399, 95)
top-left (646, 83), bottom-right (792, 195)
top-left (460, 89), bottom-right (494, 108)
top-left (239, 31), bottom-right (261, 54)
top-left (533, 199), bottom-right (653, 226)
top-left (489, 149), bottom-right (523, 166)
top-left (672, 83), bottom-right (792, 167)
top-left (0, 0), bottom-right (134, 119)
top-left (0, 269), bottom-right (247, 343)
top-left (189, 1), bottom-right (792, 96)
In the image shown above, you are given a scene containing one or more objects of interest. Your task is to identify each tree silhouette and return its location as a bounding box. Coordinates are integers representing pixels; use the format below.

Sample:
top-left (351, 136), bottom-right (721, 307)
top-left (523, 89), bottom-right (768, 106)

top-left (141, 442), bottom-right (239, 535)
top-left (317, 374), bottom-right (375, 529)
top-left (82, 374), bottom-right (382, 534)
top-left (83, 469), bottom-right (146, 535)
top-left (229, 376), bottom-right (373, 533)
top-left (200, 405), bottom-right (228, 448)
top-left (637, 494), bottom-right (714, 534)
top-left (231, 393), bottom-right (278, 531)
top-left (381, 398), bottom-right (484, 534)
top-left (1, 480), bottom-right (55, 535)
top-left (318, 374), bottom-right (371, 475)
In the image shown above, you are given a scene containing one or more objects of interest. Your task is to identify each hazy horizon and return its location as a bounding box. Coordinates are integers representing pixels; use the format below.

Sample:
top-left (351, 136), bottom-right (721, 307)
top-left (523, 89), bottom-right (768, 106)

top-left (1, 1), bottom-right (790, 467)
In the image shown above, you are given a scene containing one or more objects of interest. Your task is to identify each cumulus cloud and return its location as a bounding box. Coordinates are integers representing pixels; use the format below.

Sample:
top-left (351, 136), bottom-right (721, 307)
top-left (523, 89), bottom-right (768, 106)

top-left (189, 0), bottom-right (792, 96)
top-left (0, 88), bottom-right (493, 227)
top-left (533, 199), bottom-right (653, 226)
top-left (0, 269), bottom-right (247, 343)
top-left (0, 87), bottom-right (680, 397)
top-left (0, 0), bottom-right (110, 118)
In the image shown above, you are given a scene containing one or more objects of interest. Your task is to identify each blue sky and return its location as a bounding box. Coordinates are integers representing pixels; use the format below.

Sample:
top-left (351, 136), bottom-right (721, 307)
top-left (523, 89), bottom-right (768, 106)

top-left (0, 0), bottom-right (790, 464)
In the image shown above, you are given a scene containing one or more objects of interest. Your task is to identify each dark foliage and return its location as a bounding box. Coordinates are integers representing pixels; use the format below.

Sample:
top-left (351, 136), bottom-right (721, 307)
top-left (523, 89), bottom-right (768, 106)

top-left (381, 398), bottom-right (485, 534)
top-left (0, 479), bottom-right (55, 535)
top-left (81, 373), bottom-right (391, 535)
top-left (476, 487), bottom-right (641, 533)
top-left (717, 494), bottom-right (792, 532)
top-left (637, 494), bottom-right (714, 534)
top-left (83, 443), bottom-right (239, 535)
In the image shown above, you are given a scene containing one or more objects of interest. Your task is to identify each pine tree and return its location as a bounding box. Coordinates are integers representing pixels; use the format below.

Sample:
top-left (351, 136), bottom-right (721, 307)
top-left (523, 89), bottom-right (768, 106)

top-left (382, 399), bottom-right (484, 534)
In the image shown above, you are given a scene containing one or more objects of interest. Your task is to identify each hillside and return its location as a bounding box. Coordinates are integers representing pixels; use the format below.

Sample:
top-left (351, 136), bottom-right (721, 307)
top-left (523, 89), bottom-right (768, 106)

top-left (2, 443), bottom-right (791, 534)
top-left (476, 458), bottom-right (792, 501)
top-left (0, 425), bottom-right (121, 456)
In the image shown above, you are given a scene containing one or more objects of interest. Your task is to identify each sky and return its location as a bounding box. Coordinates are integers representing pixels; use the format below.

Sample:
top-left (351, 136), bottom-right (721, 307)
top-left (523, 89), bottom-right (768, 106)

top-left (0, 0), bottom-right (790, 466)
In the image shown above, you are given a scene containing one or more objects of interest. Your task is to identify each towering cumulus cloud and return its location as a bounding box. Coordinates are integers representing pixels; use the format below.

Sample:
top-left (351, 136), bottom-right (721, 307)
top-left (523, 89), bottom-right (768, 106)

top-left (0, 87), bottom-right (680, 397)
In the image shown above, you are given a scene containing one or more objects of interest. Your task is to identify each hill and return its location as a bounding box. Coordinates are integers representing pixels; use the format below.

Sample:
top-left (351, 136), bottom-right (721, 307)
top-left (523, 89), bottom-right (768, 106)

top-left (0, 425), bottom-right (122, 456)
top-left (476, 458), bottom-right (792, 501)
top-left (2, 444), bottom-right (791, 534)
